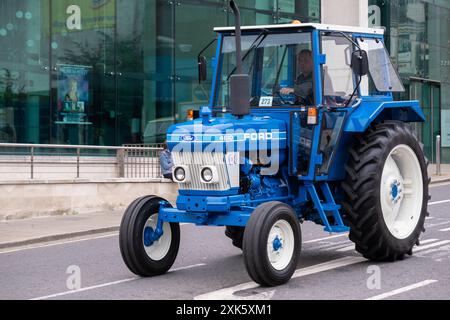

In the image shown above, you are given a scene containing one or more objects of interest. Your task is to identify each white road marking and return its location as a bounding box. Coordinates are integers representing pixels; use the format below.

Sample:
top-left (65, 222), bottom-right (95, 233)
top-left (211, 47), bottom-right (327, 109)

top-left (366, 280), bottom-right (437, 300)
top-left (426, 221), bottom-right (450, 228)
top-left (30, 277), bottom-right (138, 300)
top-left (414, 240), bottom-right (450, 252)
top-left (311, 240), bottom-right (351, 250)
top-left (1, 224), bottom-right (190, 254)
top-left (0, 233), bottom-right (119, 254)
top-left (416, 244), bottom-right (450, 256)
top-left (194, 256), bottom-right (364, 300)
top-left (303, 233), bottom-right (348, 244)
top-left (419, 238), bottom-right (439, 245)
top-left (331, 239), bottom-right (439, 253)
top-left (323, 243), bottom-right (354, 251)
top-left (336, 245), bottom-right (355, 252)
top-left (30, 263), bottom-right (206, 300)
top-left (425, 217), bottom-right (435, 220)
top-left (428, 199), bottom-right (450, 206)
top-left (168, 263), bottom-right (206, 272)
top-left (439, 227), bottom-right (450, 232)
top-left (430, 181), bottom-right (450, 188)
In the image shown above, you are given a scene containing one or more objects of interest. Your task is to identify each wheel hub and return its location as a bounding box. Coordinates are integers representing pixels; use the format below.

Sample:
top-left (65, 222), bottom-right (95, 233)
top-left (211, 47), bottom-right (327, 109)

top-left (267, 220), bottom-right (295, 271)
top-left (272, 236), bottom-right (283, 251)
top-left (388, 178), bottom-right (403, 204)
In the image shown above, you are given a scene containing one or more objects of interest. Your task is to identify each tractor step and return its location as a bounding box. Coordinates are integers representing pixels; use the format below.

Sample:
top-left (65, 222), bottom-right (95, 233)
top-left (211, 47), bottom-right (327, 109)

top-left (306, 182), bottom-right (349, 233)
top-left (321, 203), bottom-right (341, 211)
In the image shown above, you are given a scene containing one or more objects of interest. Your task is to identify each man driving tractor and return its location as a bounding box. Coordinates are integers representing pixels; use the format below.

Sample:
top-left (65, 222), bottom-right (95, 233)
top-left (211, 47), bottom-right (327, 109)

top-left (280, 49), bottom-right (314, 105)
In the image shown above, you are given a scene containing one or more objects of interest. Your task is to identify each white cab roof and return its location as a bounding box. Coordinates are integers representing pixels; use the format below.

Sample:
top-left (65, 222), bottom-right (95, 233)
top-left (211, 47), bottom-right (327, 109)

top-left (214, 23), bottom-right (385, 35)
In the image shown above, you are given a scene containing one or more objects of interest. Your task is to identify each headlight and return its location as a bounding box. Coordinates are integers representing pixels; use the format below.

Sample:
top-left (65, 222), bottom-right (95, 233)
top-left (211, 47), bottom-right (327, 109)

top-left (201, 167), bottom-right (213, 182)
top-left (174, 167), bottom-right (186, 181)
top-left (200, 166), bottom-right (218, 184)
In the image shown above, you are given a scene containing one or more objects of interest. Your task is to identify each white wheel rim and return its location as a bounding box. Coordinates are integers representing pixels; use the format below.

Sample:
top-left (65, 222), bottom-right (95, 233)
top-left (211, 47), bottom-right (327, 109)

top-left (142, 214), bottom-right (172, 261)
top-left (380, 144), bottom-right (423, 240)
top-left (267, 220), bottom-right (295, 271)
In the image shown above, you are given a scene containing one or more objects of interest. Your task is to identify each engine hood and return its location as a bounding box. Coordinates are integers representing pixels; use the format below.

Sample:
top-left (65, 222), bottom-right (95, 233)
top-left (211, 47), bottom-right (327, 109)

top-left (166, 114), bottom-right (287, 152)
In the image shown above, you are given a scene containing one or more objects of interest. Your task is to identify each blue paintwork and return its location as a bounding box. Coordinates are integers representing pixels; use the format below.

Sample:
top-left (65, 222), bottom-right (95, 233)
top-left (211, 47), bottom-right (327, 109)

top-left (273, 236), bottom-right (282, 251)
top-left (152, 25), bottom-right (426, 236)
top-left (166, 114), bottom-right (287, 152)
top-left (143, 226), bottom-right (154, 247)
top-left (344, 99), bottom-right (425, 132)
top-left (391, 184), bottom-right (398, 199)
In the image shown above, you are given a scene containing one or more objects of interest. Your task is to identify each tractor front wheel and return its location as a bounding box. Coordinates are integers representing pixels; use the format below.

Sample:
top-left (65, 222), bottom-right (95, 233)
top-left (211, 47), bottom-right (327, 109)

top-left (243, 201), bottom-right (301, 286)
top-left (119, 195), bottom-right (180, 276)
top-left (342, 121), bottom-right (429, 261)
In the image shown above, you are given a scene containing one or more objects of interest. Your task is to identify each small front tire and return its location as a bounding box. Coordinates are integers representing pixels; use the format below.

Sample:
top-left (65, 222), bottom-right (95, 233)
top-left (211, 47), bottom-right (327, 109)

top-left (243, 201), bottom-right (301, 287)
top-left (119, 195), bottom-right (180, 277)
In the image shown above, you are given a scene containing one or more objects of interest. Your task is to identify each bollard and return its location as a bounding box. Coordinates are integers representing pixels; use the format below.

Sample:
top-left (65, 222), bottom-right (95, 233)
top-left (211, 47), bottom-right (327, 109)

top-left (436, 135), bottom-right (441, 176)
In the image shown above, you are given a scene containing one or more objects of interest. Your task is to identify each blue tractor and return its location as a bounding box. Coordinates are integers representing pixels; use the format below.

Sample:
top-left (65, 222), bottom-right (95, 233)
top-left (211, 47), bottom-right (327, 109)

top-left (119, 1), bottom-right (429, 286)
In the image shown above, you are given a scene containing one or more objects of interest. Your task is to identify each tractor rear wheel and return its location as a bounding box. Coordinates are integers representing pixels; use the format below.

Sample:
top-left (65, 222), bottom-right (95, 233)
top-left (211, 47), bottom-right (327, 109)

top-left (342, 121), bottom-right (429, 261)
top-left (243, 201), bottom-right (301, 286)
top-left (225, 226), bottom-right (244, 249)
top-left (119, 195), bottom-right (180, 276)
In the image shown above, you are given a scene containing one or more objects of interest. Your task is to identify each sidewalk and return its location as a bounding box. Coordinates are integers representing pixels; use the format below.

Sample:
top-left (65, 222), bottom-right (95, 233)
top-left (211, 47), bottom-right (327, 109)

top-left (428, 163), bottom-right (450, 184)
top-left (1, 165), bottom-right (449, 250)
top-left (0, 210), bottom-right (123, 249)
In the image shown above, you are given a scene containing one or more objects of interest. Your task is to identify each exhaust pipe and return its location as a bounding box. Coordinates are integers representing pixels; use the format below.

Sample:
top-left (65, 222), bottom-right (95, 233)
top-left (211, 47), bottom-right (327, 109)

top-left (229, 0), bottom-right (250, 117)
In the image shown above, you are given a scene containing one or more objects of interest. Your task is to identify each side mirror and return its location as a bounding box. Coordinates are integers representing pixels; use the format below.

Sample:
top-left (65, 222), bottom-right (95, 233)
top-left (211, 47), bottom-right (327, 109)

top-left (351, 50), bottom-right (369, 77)
top-left (198, 56), bottom-right (207, 83)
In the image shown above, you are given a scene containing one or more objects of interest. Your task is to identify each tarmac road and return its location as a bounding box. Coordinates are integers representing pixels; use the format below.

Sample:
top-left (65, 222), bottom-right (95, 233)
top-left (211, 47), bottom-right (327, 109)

top-left (1, 182), bottom-right (450, 300)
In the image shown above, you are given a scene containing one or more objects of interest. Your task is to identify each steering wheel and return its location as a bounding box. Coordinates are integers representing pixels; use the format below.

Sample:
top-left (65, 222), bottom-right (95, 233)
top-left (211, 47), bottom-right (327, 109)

top-left (272, 85), bottom-right (292, 105)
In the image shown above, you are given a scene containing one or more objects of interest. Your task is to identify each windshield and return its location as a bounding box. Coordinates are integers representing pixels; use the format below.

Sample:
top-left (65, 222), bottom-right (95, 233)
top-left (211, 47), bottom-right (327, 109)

top-left (216, 32), bottom-right (314, 110)
top-left (357, 37), bottom-right (405, 92)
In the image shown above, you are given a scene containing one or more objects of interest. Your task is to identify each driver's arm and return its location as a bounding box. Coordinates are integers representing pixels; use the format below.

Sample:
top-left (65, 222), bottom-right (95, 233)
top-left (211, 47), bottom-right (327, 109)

top-left (294, 80), bottom-right (313, 99)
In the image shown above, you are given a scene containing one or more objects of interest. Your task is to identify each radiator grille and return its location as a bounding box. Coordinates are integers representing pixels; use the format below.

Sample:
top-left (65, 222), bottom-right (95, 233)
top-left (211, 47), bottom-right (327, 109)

top-left (172, 151), bottom-right (230, 191)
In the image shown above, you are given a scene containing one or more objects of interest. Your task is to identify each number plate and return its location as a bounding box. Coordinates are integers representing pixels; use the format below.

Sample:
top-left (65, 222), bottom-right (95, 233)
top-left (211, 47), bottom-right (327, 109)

top-left (259, 96), bottom-right (273, 107)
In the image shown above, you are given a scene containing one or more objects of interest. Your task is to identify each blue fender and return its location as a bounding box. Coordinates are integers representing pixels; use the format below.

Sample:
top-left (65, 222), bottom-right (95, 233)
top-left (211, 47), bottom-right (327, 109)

top-left (344, 100), bottom-right (425, 133)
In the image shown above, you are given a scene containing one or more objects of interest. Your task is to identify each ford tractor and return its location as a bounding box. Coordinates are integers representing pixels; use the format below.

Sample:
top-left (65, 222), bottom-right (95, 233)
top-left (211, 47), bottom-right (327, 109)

top-left (119, 1), bottom-right (429, 286)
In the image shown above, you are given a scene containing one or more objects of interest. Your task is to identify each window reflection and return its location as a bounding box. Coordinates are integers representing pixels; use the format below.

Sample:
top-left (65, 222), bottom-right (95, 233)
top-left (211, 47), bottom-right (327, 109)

top-left (1, 0), bottom-right (326, 146)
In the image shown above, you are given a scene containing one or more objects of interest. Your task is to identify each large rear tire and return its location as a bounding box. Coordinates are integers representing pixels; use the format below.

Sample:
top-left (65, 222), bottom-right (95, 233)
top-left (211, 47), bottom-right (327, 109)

top-left (119, 195), bottom-right (180, 276)
top-left (243, 201), bottom-right (301, 287)
top-left (341, 121), bottom-right (429, 261)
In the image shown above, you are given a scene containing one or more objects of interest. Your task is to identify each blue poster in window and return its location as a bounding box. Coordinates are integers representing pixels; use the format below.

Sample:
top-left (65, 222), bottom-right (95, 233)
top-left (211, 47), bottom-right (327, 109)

top-left (57, 64), bottom-right (91, 124)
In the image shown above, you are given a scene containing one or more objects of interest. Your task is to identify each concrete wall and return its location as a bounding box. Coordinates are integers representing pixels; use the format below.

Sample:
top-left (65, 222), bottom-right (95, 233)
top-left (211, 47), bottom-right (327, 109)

top-left (0, 179), bottom-right (178, 220)
top-left (321, 0), bottom-right (368, 27)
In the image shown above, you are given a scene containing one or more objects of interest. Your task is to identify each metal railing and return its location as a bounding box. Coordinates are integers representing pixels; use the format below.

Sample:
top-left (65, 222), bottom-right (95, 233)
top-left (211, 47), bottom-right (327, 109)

top-left (0, 143), bottom-right (164, 180)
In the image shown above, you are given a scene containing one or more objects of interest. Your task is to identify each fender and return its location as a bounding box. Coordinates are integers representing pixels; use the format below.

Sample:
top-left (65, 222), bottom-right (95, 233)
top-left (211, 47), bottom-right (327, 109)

top-left (344, 99), bottom-right (425, 132)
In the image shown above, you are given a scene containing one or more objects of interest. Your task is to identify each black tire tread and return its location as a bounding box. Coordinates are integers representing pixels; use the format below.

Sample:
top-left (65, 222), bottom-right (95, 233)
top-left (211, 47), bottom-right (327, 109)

top-left (243, 201), bottom-right (301, 286)
top-left (119, 195), bottom-right (180, 277)
top-left (341, 121), bottom-right (429, 261)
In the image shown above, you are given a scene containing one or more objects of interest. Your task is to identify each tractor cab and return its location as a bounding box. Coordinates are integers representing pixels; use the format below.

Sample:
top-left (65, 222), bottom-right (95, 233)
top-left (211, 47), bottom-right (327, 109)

top-left (198, 22), bottom-right (416, 181)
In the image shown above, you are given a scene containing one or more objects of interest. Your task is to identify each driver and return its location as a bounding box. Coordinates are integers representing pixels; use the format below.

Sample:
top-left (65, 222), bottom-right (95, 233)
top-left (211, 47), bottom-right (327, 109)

top-left (279, 49), bottom-right (314, 105)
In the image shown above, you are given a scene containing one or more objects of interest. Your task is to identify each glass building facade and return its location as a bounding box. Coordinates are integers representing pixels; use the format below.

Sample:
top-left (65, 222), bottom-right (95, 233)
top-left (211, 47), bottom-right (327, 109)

top-left (0, 0), bottom-right (320, 147)
top-left (369, 0), bottom-right (450, 162)
top-left (0, 0), bottom-right (449, 161)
